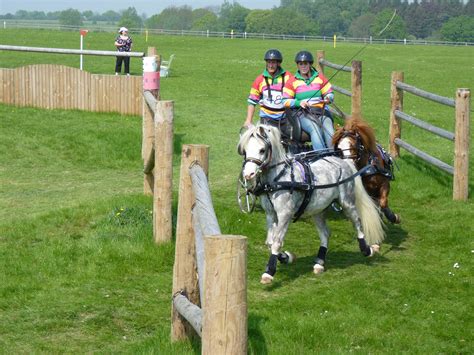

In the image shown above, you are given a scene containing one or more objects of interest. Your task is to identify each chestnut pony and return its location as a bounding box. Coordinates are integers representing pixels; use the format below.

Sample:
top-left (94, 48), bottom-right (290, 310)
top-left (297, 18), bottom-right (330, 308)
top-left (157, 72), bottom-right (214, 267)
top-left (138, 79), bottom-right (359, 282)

top-left (333, 117), bottom-right (401, 224)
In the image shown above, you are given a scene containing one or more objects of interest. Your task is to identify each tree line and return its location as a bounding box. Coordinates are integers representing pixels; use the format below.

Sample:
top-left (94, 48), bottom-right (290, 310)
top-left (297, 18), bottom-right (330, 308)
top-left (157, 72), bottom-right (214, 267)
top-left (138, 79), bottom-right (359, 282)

top-left (1, 0), bottom-right (473, 42)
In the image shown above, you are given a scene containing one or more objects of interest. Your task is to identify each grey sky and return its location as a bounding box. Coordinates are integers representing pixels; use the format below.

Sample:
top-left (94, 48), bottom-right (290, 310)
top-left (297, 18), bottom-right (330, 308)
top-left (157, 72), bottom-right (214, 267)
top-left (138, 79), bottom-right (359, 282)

top-left (0, 0), bottom-right (281, 15)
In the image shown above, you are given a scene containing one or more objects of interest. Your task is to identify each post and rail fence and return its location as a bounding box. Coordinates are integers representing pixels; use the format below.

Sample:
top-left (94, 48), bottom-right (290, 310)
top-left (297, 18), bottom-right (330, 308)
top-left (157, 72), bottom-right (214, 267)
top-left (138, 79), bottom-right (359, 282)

top-left (316, 50), bottom-right (362, 120)
top-left (0, 44), bottom-right (145, 115)
top-left (389, 71), bottom-right (470, 201)
top-left (171, 144), bottom-right (247, 354)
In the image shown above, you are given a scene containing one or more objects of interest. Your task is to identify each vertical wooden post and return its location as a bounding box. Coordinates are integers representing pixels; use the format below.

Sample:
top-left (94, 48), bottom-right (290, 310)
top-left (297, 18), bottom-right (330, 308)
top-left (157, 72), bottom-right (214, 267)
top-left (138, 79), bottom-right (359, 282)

top-left (390, 71), bottom-right (404, 157)
top-left (453, 88), bottom-right (470, 201)
top-left (171, 144), bottom-right (209, 341)
top-left (202, 235), bottom-right (247, 355)
top-left (351, 60), bottom-right (362, 119)
top-left (315, 50), bottom-right (325, 74)
top-left (142, 46), bottom-right (159, 195)
top-left (153, 100), bottom-right (174, 243)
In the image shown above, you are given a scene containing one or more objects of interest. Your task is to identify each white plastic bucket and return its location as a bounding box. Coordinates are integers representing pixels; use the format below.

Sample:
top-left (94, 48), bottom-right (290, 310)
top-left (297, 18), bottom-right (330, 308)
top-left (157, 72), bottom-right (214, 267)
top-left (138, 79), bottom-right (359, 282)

top-left (142, 56), bottom-right (158, 72)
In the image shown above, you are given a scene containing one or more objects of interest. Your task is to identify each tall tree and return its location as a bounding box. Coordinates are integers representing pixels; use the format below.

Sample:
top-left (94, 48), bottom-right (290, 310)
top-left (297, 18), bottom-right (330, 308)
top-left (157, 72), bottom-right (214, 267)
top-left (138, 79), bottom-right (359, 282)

top-left (371, 8), bottom-right (407, 39)
top-left (191, 8), bottom-right (219, 31)
top-left (440, 15), bottom-right (474, 42)
top-left (348, 13), bottom-right (376, 38)
top-left (146, 6), bottom-right (193, 30)
top-left (59, 9), bottom-right (83, 26)
top-left (118, 7), bottom-right (143, 30)
top-left (218, 1), bottom-right (250, 32)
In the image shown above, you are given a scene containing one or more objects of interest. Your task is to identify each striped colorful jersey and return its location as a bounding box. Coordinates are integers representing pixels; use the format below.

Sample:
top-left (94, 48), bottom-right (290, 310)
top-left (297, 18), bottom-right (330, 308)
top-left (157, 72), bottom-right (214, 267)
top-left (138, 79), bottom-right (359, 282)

top-left (283, 69), bottom-right (334, 109)
top-left (248, 68), bottom-right (293, 120)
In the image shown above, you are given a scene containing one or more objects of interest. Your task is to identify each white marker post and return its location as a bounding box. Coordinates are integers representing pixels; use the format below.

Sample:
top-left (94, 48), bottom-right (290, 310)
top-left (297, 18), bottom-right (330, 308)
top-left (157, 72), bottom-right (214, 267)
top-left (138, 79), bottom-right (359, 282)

top-left (79, 29), bottom-right (89, 70)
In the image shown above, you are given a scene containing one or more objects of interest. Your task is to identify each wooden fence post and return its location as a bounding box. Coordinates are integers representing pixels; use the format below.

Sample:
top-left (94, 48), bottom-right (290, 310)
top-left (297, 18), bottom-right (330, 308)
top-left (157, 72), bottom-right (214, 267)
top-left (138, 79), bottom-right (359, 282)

top-left (390, 71), bottom-right (404, 157)
top-left (153, 100), bottom-right (174, 243)
top-left (202, 235), bottom-right (247, 355)
top-left (142, 46), bottom-right (160, 195)
top-left (453, 88), bottom-right (470, 201)
top-left (351, 60), bottom-right (362, 119)
top-left (171, 144), bottom-right (209, 341)
top-left (316, 50), bottom-right (325, 74)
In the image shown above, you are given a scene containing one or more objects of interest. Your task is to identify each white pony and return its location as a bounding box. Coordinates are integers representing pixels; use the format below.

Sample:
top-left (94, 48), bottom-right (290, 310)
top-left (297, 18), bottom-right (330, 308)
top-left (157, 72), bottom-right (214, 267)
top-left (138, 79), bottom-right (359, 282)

top-left (238, 124), bottom-right (385, 284)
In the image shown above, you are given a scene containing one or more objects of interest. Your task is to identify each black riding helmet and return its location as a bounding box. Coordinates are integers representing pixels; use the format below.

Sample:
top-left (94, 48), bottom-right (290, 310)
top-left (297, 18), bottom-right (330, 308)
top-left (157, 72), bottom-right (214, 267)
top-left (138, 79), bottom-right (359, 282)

top-left (264, 49), bottom-right (283, 62)
top-left (294, 50), bottom-right (314, 64)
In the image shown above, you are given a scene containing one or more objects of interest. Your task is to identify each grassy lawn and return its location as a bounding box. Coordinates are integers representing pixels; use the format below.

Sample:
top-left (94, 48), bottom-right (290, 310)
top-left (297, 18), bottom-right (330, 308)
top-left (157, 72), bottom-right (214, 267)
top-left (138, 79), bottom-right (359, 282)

top-left (0, 29), bottom-right (473, 353)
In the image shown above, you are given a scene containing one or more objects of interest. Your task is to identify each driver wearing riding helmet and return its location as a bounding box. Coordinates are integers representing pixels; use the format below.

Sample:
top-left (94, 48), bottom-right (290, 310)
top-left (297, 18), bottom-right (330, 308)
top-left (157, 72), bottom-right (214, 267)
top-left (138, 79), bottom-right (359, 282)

top-left (283, 50), bottom-right (335, 151)
top-left (243, 49), bottom-right (293, 129)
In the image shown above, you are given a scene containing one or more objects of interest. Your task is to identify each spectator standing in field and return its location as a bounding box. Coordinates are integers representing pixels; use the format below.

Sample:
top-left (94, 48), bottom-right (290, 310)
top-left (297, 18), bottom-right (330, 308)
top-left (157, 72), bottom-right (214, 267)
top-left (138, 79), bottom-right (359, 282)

top-left (115, 27), bottom-right (133, 76)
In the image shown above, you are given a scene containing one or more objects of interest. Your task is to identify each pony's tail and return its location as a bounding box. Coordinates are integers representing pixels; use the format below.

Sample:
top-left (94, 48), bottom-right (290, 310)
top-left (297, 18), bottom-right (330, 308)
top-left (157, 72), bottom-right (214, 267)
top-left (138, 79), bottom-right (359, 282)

top-left (349, 162), bottom-right (386, 245)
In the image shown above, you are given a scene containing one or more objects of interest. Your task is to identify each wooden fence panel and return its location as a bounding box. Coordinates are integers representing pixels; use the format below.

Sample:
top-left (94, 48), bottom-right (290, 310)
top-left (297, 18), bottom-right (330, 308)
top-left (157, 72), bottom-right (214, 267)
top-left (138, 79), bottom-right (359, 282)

top-left (0, 65), bottom-right (142, 115)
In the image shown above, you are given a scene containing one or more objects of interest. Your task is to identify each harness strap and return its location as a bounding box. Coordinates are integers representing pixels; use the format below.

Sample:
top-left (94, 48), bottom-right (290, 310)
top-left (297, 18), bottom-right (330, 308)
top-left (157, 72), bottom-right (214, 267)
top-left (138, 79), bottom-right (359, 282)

top-left (292, 159), bottom-right (314, 222)
top-left (253, 163), bottom-right (374, 206)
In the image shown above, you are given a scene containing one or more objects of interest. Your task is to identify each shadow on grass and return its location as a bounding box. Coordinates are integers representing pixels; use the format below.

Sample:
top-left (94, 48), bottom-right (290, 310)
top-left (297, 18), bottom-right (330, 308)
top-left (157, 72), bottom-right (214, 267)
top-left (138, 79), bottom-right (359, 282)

top-left (259, 222), bottom-right (409, 289)
top-left (173, 133), bottom-right (186, 155)
top-left (248, 313), bottom-right (269, 355)
top-left (400, 154), bottom-right (452, 188)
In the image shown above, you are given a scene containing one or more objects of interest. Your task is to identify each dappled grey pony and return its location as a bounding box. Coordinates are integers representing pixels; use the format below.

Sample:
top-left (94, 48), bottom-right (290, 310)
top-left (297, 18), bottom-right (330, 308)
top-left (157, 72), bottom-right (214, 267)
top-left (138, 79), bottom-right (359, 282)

top-left (238, 124), bottom-right (385, 284)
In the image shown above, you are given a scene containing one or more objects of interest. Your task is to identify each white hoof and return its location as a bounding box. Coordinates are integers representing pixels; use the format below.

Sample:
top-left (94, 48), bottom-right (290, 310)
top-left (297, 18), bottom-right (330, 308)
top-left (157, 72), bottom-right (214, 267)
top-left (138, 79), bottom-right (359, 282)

top-left (260, 273), bottom-right (273, 284)
top-left (284, 251), bottom-right (296, 264)
top-left (313, 264), bottom-right (325, 274)
top-left (369, 244), bottom-right (380, 256)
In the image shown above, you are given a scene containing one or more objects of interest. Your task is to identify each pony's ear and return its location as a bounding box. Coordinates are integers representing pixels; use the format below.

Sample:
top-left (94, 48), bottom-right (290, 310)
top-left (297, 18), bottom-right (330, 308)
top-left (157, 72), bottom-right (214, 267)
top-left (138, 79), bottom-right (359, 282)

top-left (258, 125), bottom-right (267, 138)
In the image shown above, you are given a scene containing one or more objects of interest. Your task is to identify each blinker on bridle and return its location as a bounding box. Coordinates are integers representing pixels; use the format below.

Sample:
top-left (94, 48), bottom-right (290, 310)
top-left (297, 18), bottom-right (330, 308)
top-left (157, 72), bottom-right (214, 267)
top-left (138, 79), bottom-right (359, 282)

top-left (242, 132), bottom-right (273, 171)
top-left (336, 130), bottom-right (365, 163)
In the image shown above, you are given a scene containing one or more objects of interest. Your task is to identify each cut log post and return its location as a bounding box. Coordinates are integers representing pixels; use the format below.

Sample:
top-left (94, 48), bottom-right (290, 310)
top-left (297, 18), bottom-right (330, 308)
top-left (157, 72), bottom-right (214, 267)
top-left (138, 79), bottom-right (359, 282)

top-left (351, 60), bottom-right (362, 119)
top-left (316, 50), bottom-right (325, 75)
top-left (153, 100), bottom-right (173, 243)
top-left (453, 88), bottom-right (470, 201)
top-left (142, 46), bottom-right (160, 195)
top-left (202, 235), bottom-right (247, 355)
top-left (390, 71), bottom-right (404, 157)
top-left (171, 144), bottom-right (209, 341)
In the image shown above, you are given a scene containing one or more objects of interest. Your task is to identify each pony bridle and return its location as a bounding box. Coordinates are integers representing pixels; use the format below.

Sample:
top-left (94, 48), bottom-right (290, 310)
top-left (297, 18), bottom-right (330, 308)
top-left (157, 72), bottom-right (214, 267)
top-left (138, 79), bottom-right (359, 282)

top-left (336, 131), bottom-right (365, 163)
top-left (240, 132), bottom-right (273, 174)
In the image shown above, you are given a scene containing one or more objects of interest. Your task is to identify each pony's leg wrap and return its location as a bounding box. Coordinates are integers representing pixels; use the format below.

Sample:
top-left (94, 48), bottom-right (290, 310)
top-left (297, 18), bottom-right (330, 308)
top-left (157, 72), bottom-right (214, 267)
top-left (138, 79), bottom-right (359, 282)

top-left (358, 238), bottom-right (372, 257)
top-left (315, 246), bottom-right (327, 266)
top-left (382, 207), bottom-right (400, 224)
top-left (265, 254), bottom-right (279, 277)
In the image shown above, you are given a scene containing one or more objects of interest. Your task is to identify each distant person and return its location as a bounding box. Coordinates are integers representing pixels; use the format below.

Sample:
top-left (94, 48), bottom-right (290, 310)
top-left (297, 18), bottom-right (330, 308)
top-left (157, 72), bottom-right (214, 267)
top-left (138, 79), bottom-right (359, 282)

top-left (283, 50), bottom-right (335, 150)
top-left (114, 27), bottom-right (133, 76)
top-left (243, 49), bottom-right (293, 129)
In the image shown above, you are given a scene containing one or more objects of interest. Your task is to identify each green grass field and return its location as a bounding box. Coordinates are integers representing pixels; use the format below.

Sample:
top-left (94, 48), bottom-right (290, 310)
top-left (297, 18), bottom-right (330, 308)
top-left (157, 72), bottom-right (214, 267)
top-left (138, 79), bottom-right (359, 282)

top-left (0, 28), bottom-right (473, 353)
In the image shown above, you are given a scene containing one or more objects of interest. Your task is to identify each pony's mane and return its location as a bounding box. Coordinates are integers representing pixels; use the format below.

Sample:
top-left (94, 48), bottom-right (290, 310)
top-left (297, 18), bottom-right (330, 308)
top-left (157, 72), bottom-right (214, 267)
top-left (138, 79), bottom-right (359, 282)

top-left (333, 117), bottom-right (377, 154)
top-left (237, 124), bottom-right (287, 163)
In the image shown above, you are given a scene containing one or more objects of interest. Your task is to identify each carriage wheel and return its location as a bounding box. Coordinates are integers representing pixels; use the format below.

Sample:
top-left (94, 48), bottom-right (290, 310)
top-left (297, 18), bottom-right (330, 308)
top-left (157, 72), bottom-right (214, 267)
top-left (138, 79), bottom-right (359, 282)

top-left (237, 172), bottom-right (256, 213)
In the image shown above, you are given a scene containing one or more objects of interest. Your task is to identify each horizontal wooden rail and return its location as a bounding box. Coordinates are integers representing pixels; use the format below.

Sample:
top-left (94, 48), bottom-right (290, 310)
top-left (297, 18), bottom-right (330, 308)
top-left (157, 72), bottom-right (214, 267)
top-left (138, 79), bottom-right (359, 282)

top-left (173, 293), bottom-right (202, 337)
top-left (394, 138), bottom-right (454, 174)
top-left (0, 45), bottom-right (144, 57)
top-left (395, 81), bottom-right (455, 107)
top-left (328, 106), bottom-right (349, 119)
top-left (143, 90), bottom-right (158, 115)
top-left (394, 110), bottom-right (455, 141)
top-left (190, 163), bottom-right (221, 305)
top-left (332, 84), bottom-right (352, 97)
top-left (318, 58), bottom-right (351, 72)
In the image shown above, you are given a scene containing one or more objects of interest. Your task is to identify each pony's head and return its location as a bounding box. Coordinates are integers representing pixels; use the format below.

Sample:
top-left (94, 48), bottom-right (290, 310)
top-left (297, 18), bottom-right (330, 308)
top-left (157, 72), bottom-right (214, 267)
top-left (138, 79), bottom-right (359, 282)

top-left (333, 117), bottom-right (377, 161)
top-left (237, 124), bottom-right (286, 183)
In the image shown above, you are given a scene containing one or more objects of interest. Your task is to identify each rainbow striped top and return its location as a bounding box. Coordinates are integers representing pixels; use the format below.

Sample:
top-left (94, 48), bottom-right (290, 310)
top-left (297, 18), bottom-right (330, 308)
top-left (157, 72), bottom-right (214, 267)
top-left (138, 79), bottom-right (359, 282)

top-left (248, 68), bottom-right (293, 120)
top-left (283, 69), bottom-right (334, 109)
